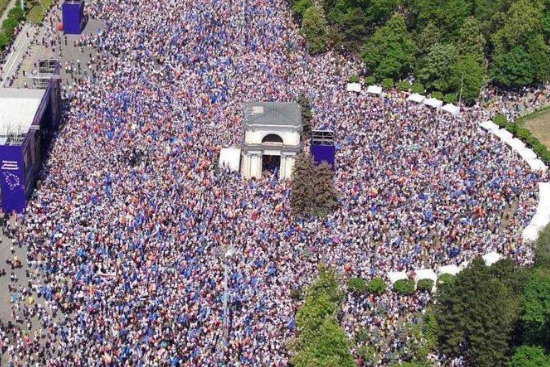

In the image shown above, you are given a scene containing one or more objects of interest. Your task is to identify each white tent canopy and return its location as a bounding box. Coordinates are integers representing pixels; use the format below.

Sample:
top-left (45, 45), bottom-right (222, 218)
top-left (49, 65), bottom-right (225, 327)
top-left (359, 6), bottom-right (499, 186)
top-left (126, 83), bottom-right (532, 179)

top-left (523, 224), bottom-right (541, 243)
top-left (517, 147), bottom-right (538, 161)
top-left (346, 83), bottom-right (361, 93)
top-left (494, 128), bottom-right (514, 141)
top-left (442, 103), bottom-right (460, 116)
top-left (482, 251), bottom-right (503, 266)
top-left (540, 183), bottom-right (550, 209)
top-left (407, 93), bottom-right (425, 103)
top-left (438, 264), bottom-right (460, 276)
top-left (366, 85), bottom-right (382, 95)
top-left (414, 269), bottom-right (437, 283)
top-left (526, 158), bottom-right (547, 172)
top-left (507, 138), bottom-right (526, 152)
top-left (219, 148), bottom-right (241, 172)
top-left (479, 121), bottom-right (500, 132)
top-left (424, 98), bottom-right (443, 109)
top-left (459, 261), bottom-right (470, 271)
top-left (387, 271), bottom-right (408, 284)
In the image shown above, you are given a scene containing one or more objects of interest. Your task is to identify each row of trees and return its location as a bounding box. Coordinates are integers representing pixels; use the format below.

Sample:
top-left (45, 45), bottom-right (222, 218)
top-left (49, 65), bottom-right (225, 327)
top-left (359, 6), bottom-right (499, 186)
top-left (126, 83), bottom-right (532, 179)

top-left (434, 224), bottom-right (550, 367)
top-left (290, 0), bottom-right (550, 104)
top-left (0, 5), bottom-right (24, 50)
top-left (288, 266), bottom-right (356, 367)
top-left (290, 153), bottom-right (338, 218)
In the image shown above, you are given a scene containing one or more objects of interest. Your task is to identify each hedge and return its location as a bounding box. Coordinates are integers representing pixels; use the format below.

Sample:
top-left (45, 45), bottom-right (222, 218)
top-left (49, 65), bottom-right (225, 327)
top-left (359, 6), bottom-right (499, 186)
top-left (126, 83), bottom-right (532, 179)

top-left (431, 91), bottom-right (444, 100)
top-left (364, 76), bottom-right (376, 85)
top-left (417, 279), bottom-right (434, 292)
top-left (438, 273), bottom-right (455, 285)
top-left (348, 277), bottom-right (367, 294)
top-left (444, 93), bottom-right (457, 103)
top-left (492, 112), bottom-right (550, 166)
top-left (381, 78), bottom-right (394, 89)
top-left (396, 80), bottom-right (411, 92)
top-left (493, 114), bottom-right (507, 128)
top-left (348, 75), bottom-right (359, 83)
top-left (393, 279), bottom-right (415, 295)
top-left (0, 2), bottom-right (25, 51)
top-left (411, 82), bottom-right (424, 94)
top-left (367, 277), bottom-right (387, 295)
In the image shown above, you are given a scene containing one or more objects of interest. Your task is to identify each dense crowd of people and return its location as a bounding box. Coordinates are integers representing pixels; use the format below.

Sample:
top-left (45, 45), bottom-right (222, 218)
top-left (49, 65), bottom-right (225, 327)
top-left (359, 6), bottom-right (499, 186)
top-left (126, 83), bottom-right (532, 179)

top-left (0, 0), bottom-right (547, 366)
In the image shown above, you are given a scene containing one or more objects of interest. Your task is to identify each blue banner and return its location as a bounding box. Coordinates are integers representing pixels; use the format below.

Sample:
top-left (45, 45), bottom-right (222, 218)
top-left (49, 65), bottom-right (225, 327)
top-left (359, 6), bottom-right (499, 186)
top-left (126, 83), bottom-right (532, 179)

top-left (0, 145), bottom-right (26, 213)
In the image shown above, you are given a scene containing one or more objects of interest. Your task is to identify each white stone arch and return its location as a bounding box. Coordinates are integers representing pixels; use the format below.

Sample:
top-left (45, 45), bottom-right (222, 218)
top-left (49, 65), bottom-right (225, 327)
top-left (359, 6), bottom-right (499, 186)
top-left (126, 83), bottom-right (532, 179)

top-left (261, 133), bottom-right (284, 145)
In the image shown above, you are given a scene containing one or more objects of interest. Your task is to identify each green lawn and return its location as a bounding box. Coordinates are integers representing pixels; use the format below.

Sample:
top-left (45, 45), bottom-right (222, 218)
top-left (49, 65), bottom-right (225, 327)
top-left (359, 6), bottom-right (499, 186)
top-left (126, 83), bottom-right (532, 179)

top-left (0, 0), bottom-right (10, 20)
top-left (25, 0), bottom-right (51, 23)
top-left (517, 106), bottom-right (550, 150)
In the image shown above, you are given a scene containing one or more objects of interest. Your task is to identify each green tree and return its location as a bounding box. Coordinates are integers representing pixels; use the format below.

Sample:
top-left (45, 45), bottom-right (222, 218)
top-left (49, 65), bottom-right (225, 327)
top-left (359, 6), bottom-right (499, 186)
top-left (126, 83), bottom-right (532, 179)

top-left (291, 153), bottom-right (316, 217)
top-left (457, 17), bottom-right (486, 62)
top-left (508, 346), bottom-right (550, 367)
top-left (290, 266), bottom-right (355, 367)
top-left (297, 94), bottom-right (313, 141)
top-left (417, 43), bottom-right (458, 92)
top-left (415, 22), bottom-right (442, 56)
top-left (491, 46), bottom-right (533, 87)
top-left (362, 15), bottom-right (416, 80)
top-left (535, 223), bottom-right (550, 268)
top-left (526, 34), bottom-right (550, 84)
top-left (313, 162), bottom-right (339, 217)
top-left (435, 258), bottom-right (521, 367)
top-left (367, 277), bottom-right (387, 295)
top-left (491, 0), bottom-right (543, 54)
top-left (520, 270), bottom-right (550, 345)
top-left (452, 55), bottom-right (485, 105)
top-left (410, 0), bottom-right (471, 40)
top-left (301, 5), bottom-right (329, 54)
top-left (348, 277), bottom-right (368, 294)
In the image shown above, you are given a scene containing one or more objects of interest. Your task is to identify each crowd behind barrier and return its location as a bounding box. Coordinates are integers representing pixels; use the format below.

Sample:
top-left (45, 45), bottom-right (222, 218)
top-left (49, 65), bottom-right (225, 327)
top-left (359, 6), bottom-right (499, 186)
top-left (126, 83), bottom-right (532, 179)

top-left (0, 0), bottom-right (548, 366)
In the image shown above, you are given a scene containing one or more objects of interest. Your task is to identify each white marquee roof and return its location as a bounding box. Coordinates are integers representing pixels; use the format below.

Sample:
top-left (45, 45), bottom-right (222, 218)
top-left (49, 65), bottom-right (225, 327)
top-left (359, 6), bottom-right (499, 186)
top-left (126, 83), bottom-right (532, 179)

top-left (438, 264), bottom-right (460, 276)
top-left (482, 251), bottom-right (503, 266)
top-left (346, 83), bottom-right (361, 93)
top-left (387, 271), bottom-right (408, 284)
top-left (442, 103), bottom-right (460, 115)
top-left (219, 147), bottom-right (241, 172)
top-left (414, 269), bottom-right (437, 283)
top-left (0, 88), bottom-right (45, 137)
top-left (479, 121), bottom-right (500, 132)
top-left (407, 93), bottom-right (425, 103)
top-left (424, 98), bottom-right (443, 109)
top-left (366, 85), bottom-right (382, 95)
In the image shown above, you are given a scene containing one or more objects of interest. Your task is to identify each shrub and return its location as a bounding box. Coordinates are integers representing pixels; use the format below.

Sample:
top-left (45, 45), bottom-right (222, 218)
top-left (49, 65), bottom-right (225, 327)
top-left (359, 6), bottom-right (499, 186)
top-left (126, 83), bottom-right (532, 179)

top-left (7, 6), bottom-right (24, 21)
top-left (533, 142), bottom-right (548, 156)
top-left (430, 91), bottom-right (444, 100)
top-left (364, 75), bottom-right (376, 85)
top-left (396, 80), bottom-right (411, 92)
top-left (0, 33), bottom-right (8, 49)
top-left (348, 277), bottom-right (367, 294)
top-left (2, 18), bottom-right (18, 36)
top-left (348, 75), bottom-right (360, 83)
top-left (417, 279), bottom-right (434, 292)
top-left (516, 127), bottom-right (532, 141)
top-left (381, 78), bottom-right (394, 89)
top-left (355, 328), bottom-right (369, 343)
top-left (526, 135), bottom-right (540, 148)
top-left (367, 277), bottom-right (387, 295)
top-left (444, 93), bottom-right (457, 103)
top-left (411, 82), bottom-right (424, 94)
top-left (493, 114), bottom-right (507, 128)
top-left (438, 273), bottom-right (455, 285)
top-left (393, 279), bottom-right (415, 295)
top-left (505, 122), bottom-right (518, 134)
top-left (541, 151), bottom-right (550, 165)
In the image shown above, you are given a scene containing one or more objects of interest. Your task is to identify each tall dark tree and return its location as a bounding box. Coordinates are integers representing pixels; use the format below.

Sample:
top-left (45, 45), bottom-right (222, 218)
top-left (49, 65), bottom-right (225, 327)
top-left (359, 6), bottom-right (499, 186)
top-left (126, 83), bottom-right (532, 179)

top-left (491, 46), bottom-right (534, 87)
top-left (362, 15), bottom-right (416, 81)
top-left (520, 270), bottom-right (550, 346)
top-left (435, 258), bottom-right (522, 367)
top-left (297, 94), bottom-right (313, 142)
top-left (291, 153), bottom-right (316, 217)
top-left (313, 162), bottom-right (339, 218)
top-left (301, 5), bottom-right (329, 54)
